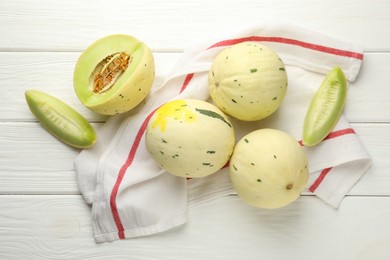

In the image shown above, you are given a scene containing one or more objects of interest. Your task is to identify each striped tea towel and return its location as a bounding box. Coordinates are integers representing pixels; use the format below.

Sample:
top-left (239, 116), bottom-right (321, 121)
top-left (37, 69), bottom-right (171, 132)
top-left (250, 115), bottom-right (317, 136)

top-left (74, 21), bottom-right (372, 242)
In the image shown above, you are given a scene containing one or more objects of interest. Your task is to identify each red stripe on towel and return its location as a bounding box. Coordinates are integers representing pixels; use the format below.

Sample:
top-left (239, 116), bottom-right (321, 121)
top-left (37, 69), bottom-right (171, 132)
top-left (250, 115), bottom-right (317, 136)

top-left (110, 109), bottom-right (157, 239)
top-left (110, 72), bottom-right (193, 239)
top-left (325, 128), bottom-right (356, 139)
top-left (309, 167), bottom-right (332, 192)
top-left (110, 33), bottom-right (361, 239)
top-left (298, 128), bottom-right (356, 146)
top-left (298, 128), bottom-right (356, 193)
top-left (207, 36), bottom-right (363, 60)
top-left (180, 73), bottom-right (195, 93)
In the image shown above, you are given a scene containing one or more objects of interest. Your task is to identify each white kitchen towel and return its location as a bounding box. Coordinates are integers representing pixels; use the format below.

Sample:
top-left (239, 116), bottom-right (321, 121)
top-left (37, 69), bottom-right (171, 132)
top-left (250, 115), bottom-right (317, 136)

top-left (74, 22), bottom-right (371, 243)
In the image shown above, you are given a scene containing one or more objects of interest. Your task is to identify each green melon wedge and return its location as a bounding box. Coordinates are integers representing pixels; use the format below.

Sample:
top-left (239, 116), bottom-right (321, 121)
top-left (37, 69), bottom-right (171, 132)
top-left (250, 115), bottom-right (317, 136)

top-left (302, 67), bottom-right (348, 147)
top-left (25, 89), bottom-right (96, 148)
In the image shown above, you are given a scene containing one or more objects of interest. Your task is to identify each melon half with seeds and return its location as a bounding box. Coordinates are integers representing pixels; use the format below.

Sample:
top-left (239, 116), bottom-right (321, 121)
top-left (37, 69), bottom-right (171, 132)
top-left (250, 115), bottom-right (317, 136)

top-left (208, 42), bottom-right (288, 121)
top-left (74, 34), bottom-right (155, 115)
top-left (230, 128), bottom-right (309, 209)
top-left (145, 99), bottom-right (235, 178)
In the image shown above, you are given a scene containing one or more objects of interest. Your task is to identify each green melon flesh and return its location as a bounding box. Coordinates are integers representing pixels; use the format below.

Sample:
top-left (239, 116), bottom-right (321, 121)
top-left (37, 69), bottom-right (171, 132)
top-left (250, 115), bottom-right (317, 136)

top-left (25, 89), bottom-right (96, 148)
top-left (302, 67), bottom-right (347, 147)
top-left (74, 34), bottom-right (155, 115)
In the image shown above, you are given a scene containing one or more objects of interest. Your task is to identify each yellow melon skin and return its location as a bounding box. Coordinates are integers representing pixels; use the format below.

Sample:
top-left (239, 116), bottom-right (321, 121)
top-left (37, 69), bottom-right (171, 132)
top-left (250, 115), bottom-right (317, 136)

top-left (229, 129), bottom-right (309, 209)
top-left (209, 42), bottom-right (287, 121)
top-left (146, 99), bottom-right (235, 178)
top-left (74, 34), bottom-right (155, 115)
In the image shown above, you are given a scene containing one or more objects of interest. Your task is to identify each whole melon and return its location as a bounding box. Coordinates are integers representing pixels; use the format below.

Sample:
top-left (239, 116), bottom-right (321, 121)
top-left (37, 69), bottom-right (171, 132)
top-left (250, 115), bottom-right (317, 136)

top-left (208, 42), bottom-right (287, 121)
top-left (146, 99), bottom-right (235, 178)
top-left (229, 128), bottom-right (309, 209)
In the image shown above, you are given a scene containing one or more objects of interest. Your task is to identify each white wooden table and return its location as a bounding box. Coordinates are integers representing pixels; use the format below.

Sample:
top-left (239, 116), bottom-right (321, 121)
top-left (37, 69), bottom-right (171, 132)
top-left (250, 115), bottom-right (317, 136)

top-left (1, 0), bottom-right (390, 259)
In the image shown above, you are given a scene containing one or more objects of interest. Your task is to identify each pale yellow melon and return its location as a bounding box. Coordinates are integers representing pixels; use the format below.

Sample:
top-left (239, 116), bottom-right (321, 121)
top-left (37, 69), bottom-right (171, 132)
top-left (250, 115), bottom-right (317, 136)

top-left (209, 42), bottom-right (287, 121)
top-left (146, 99), bottom-right (235, 178)
top-left (230, 128), bottom-right (309, 209)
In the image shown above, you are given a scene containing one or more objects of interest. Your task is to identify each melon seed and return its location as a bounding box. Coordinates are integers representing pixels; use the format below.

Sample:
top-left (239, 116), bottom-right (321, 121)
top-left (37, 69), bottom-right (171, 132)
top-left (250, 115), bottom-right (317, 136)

top-left (92, 52), bottom-right (131, 94)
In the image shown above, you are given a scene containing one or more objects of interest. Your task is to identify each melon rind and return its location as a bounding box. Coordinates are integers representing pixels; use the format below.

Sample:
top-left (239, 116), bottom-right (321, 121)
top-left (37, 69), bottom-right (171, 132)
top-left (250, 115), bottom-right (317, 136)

top-left (229, 129), bottom-right (309, 209)
top-left (209, 42), bottom-right (287, 121)
top-left (146, 99), bottom-right (235, 178)
top-left (73, 34), bottom-right (155, 115)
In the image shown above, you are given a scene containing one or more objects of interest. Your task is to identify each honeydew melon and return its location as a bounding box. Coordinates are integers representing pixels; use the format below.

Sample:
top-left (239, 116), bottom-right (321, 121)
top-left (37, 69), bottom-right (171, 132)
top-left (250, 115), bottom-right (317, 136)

top-left (302, 67), bottom-right (348, 147)
top-left (74, 34), bottom-right (155, 115)
top-left (25, 89), bottom-right (96, 148)
top-left (229, 128), bottom-right (309, 209)
top-left (146, 99), bottom-right (235, 178)
top-left (208, 42), bottom-right (288, 121)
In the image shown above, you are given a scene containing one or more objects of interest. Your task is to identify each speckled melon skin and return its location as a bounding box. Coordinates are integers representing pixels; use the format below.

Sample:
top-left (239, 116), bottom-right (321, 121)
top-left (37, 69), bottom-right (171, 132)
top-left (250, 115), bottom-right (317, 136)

top-left (208, 42), bottom-right (288, 121)
top-left (145, 99), bottom-right (235, 178)
top-left (229, 129), bottom-right (309, 209)
top-left (74, 34), bottom-right (155, 115)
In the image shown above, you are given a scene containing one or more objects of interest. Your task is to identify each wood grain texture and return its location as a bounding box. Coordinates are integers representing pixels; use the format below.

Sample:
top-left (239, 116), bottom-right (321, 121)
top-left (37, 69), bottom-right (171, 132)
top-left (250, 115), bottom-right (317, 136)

top-left (0, 195), bottom-right (389, 260)
top-left (0, 123), bottom-right (388, 195)
top-left (0, 0), bottom-right (389, 51)
top-left (1, 52), bottom-right (389, 122)
top-left (0, 52), bottom-right (175, 122)
top-left (0, 0), bottom-right (389, 258)
top-left (345, 53), bottom-right (390, 123)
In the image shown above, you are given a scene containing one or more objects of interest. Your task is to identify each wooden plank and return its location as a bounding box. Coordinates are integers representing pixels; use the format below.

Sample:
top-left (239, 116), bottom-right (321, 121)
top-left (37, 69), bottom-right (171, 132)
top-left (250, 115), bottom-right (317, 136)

top-left (0, 122), bottom-right (389, 196)
top-left (0, 170), bottom-right (79, 195)
top-left (0, 52), bottom-right (389, 123)
top-left (0, 195), bottom-right (389, 259)
top-left (0, 121), bottom-right (82, 172)
top-left (0, 52), bottom-right (175, 122)
top-left (350, 123), bottom-right (390, 195)
top-left (0, 1), bottom-right (388, 259)
top-left (0, 0), bottom-right (389, 51)
top-left (345, 52), bottom-right (390, 122)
